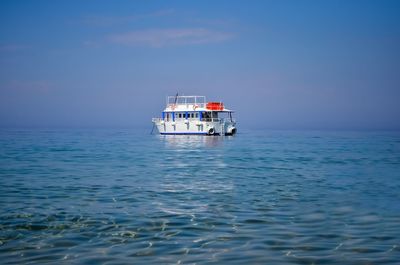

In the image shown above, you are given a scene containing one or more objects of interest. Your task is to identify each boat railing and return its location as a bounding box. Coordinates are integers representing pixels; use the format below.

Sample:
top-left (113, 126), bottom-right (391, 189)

top-left (201, 118), bottom-right (220, 122)
top-left (167, 103), bottom-right (206, 109)
top-left (167, 95), bottom-right (206, 107)
top-left (201, 118), bottom-right (236, 122)
top-left (153, 117), bottom-right (235, 123)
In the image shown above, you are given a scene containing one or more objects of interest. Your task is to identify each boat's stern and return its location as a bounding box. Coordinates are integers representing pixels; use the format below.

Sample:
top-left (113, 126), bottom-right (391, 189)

top-left (201, 120), bottom-right (236, 136)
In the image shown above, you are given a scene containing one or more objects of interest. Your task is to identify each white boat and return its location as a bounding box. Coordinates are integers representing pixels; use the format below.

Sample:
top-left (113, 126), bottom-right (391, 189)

top-left (152, 95), bottom-right (237, 135)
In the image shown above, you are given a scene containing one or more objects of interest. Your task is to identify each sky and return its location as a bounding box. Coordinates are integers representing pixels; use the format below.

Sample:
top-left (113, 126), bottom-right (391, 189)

top-left (0, 0), bottom-right (399, 130)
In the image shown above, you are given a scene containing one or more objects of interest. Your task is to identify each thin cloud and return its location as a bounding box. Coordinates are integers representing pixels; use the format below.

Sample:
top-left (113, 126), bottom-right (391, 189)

top-left (107, 28), bottom-right (234, 47)
top-left (0, 44), bottom-right (30, 52)
top-left (83, 9), bottom-right (175, 26)
top-left (3, 80), bottom-right (54, 93)
top-left (189, 18), bottom-right (236, 27)
top-left (83, 40), bottom-right (101, 48)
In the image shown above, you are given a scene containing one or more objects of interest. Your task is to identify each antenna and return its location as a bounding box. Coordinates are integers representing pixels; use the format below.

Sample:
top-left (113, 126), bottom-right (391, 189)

top-left (174, 92), bottom-right (179, 105)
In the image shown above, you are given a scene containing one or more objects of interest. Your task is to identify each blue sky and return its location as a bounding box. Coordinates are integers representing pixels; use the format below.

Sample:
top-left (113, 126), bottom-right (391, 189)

top-left (1, 0), bottom-right (399, 129)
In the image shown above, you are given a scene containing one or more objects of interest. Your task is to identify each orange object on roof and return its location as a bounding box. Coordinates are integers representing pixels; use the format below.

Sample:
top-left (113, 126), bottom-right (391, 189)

top-left (206, 102), bottom-right (224, 111)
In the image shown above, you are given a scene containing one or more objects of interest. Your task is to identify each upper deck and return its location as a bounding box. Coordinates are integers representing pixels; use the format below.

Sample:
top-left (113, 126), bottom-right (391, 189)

top-left (164, 95), bottom-right (232, 112)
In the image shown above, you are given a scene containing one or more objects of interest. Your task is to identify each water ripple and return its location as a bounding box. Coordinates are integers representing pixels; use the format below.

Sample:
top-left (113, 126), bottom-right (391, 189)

top-left (0, 129), bottom-right (400, 264)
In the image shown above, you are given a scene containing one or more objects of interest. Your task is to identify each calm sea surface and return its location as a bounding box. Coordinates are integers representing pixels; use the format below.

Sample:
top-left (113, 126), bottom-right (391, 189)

top-left (0, 129), bottom-right (399, 264)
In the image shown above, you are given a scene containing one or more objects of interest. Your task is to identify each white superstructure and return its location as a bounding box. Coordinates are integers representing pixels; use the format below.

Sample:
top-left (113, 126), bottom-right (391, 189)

top-left (152, 95), bottom-right (237, 135)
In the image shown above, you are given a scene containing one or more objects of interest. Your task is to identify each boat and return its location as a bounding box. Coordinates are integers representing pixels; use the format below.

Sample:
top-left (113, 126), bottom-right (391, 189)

top-left (152, 95), bottom-right (237, 135)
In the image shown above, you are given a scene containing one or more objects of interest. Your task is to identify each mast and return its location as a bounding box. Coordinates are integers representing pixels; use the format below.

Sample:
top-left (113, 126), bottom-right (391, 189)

top-left (173, 92), bottom-right (179, 105)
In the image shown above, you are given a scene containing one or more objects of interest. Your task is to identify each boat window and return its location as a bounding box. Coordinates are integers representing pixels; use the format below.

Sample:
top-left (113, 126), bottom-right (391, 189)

top-left (190, 113), bottom-right (194, 118)
top-left (178, 113), bottom-right (182, 118)
top-left (195, 113), bottom-right (198, 118)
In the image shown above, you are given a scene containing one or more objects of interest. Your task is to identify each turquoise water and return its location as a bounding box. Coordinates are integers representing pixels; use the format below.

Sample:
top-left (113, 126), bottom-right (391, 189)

top-left (0, 129), bottom-right (399, 264)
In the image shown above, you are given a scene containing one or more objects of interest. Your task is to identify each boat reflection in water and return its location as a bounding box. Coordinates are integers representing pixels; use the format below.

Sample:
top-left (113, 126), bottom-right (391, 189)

top-left (159, 134), bottom-right (226, 148)
top-left (155, 134), bottom-right (235, 215)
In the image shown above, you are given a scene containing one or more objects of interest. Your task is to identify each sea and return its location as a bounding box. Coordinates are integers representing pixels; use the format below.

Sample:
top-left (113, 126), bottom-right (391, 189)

top-left (0, 129), bottom-right (399, 264)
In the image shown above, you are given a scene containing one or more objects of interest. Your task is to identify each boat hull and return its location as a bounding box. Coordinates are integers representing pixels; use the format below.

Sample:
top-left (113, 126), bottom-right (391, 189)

top-left (153, 120), bottom-right (236, 136)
